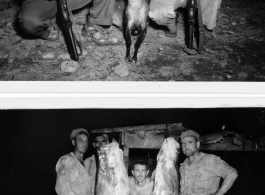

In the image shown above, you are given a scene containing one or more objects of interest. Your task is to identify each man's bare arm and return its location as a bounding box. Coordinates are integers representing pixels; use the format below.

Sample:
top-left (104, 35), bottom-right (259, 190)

top-left (214, 169), bottom-right (238, 195)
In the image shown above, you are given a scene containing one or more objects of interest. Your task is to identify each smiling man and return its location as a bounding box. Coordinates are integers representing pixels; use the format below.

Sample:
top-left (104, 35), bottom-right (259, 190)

top-left (55, 128), bottom-right (91, 195)
top-left (180, 130), bottom-right (238, 195)
top-left (129, 158), bottom-right (154, 195)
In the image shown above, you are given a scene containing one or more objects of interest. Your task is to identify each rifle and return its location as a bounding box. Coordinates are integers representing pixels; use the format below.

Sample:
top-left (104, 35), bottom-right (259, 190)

top-left (56, 0), bottom-right (82, 61)
top-left (184, 0), bottom-right (205, 55)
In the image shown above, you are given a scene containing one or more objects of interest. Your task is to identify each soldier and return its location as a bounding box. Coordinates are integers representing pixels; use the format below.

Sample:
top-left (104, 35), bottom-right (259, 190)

top-left (84, 134), bottom-right (109, 195)
top-left (179, 130), bottom-right (238, 195)
top-left (149, 0), bottom-right (223, 37)
top-left (55, 128), bottom-right (92, 195)
top-left (18, 0), bottom-right (119, 44)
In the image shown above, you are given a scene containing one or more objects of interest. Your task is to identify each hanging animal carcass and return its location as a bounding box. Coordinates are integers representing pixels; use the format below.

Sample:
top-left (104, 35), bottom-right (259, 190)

top-left (96, 140), bottom-right (130, 195)
top-left (153, 137), bottom-right (180, 195)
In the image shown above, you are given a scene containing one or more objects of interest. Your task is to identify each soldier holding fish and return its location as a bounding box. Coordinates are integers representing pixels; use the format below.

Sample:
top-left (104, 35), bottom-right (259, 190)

top-left (179, 130), bottom-right (238, 195)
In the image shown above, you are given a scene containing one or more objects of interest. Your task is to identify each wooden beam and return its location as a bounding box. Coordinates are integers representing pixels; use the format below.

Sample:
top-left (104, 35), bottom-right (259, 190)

top-left (91, 123), bottom-right (185, 133)
top-left (124, 132), bottom-right (165, 149)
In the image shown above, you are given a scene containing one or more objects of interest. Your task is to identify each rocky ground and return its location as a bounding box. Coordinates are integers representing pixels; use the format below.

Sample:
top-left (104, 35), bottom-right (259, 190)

top-left (0, 0), bottom-right (264, 81)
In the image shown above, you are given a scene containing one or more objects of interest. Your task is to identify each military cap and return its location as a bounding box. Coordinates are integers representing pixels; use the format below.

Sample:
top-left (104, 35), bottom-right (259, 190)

top-left (100, 134), bottom-right (109, 141)
top-left (70, 128), bottom-right (89, 140)
top-left (180, 130), bottom-right (200, 141)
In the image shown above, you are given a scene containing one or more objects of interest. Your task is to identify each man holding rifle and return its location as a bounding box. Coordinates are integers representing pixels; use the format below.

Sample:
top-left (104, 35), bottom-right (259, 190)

top-left (18, 0), bottom-right (118, 43)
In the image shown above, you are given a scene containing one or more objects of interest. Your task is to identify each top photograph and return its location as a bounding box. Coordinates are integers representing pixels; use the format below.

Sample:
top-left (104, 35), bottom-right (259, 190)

top-left (0, 0), bottom-right (264, 81)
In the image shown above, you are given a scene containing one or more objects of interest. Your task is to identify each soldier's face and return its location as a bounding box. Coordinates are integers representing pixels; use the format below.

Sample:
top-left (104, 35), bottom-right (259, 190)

top-left (181, 136), bottom-right (199, 157)
top-left (132, 164), bottom-right (149, 183)
top-left (74, 134), bottom-right (88, 154)
top-left (93, 135), bottom-right (108, 151)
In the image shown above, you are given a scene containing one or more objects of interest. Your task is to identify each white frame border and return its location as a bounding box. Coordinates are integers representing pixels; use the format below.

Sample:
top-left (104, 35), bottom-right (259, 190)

top-left (1, 82), bottom-right (265, 108)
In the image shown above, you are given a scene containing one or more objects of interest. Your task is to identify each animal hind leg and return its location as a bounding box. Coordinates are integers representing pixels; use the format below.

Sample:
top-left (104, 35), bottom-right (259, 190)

top-left (132, 28), bottom-right (147, 63)
top-left (124, 26), bottom-right (132, 62)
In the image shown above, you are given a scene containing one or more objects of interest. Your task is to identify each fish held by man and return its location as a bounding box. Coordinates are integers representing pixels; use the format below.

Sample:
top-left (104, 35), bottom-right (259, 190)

top-left (153, 137), bottom-right (180, 195)
top-left (96, 139), bottom-right (130, 195)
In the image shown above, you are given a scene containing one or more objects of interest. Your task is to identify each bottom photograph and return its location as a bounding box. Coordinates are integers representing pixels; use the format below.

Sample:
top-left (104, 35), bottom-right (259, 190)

top-left (2, 108), bottom-right (265, 195)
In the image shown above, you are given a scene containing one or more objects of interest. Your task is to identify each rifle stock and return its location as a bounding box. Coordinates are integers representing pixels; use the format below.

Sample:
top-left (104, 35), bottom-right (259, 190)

top-left (57, 0), bottom-right (79, 61)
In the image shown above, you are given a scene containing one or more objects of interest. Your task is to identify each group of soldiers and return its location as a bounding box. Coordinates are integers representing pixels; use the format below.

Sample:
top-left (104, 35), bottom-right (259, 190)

top-left (55, 129), bottom-right (238, 195)
top-left (18, 0), bottom-right (221, 43)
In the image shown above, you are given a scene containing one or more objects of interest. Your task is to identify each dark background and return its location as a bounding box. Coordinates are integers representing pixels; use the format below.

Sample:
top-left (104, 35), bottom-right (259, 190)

top-left (2, 108), bottom-right (265, 195)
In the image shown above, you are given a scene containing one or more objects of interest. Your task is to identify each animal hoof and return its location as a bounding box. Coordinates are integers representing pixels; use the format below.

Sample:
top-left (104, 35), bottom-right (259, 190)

top-left (125, 57), bottom-right (132, 63)
top-left (132, 56), bottom-right (137, 63)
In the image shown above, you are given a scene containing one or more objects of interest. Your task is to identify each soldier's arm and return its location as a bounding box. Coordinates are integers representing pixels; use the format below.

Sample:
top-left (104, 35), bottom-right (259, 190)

top-left (214, 170), bottom-right (238, 195)
top-left (213, 161), bottom-right (238, 195)
top-left (55, 156), bottom-right (76, 195)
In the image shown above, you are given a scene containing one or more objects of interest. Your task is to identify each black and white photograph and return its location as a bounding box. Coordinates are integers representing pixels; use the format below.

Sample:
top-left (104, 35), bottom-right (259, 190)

top-left (0, 0), bottom-right (264, 81)
top-left (1, 0), bottom-right (265, 194)
top-left (2, 108), bottom-right (265, 195)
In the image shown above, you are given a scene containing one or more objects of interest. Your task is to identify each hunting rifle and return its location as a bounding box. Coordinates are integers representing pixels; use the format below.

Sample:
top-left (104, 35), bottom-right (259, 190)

top-left (184, 0), bottom-right (205, 55)
top-left (56, 0), bottom-right (81, 61)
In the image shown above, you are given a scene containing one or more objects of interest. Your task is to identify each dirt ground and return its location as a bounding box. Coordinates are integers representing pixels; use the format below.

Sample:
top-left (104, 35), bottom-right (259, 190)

top-left (0, 0), bottom-right (264, 81)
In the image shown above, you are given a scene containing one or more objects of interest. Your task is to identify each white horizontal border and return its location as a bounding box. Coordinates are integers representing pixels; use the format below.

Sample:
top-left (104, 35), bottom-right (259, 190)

top-left (0, 81), bottom-right (264, 94)
top-left (0, 95), bottom-right (265, 109)
top-left (1, 81), bottom-right (264, 109)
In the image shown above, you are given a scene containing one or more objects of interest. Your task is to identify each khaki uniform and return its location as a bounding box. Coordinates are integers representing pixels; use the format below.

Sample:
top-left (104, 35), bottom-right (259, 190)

top-left (83, 154), bottom-right (97, 195)
top-left (18, 0), bottom-right (115, 39)
top-left (55, 152), bottom-right (93, 195)
top-left (89, 0), bottom-right (116, 26)
top-left (179, 152), bottom-right (237, 195)
top-left (149, 0), bottom-right (223, 32)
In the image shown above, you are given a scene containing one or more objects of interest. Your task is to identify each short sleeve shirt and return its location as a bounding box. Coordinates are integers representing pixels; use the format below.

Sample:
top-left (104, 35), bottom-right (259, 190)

top-left (55, 152), bottom-right (92, 195)
top-left (179, 152), bottom-right (237, 195)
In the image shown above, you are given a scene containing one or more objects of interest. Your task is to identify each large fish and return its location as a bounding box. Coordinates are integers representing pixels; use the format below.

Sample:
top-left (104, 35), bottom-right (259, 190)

top-left (96, 140), bottom-right (129, 195)
top-left (153, 137), bottom-right (180, 195)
